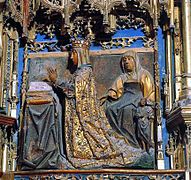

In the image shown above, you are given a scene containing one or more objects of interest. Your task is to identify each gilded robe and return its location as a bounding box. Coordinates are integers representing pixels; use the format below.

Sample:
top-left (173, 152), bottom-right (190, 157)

top-left (64, 65), bottom-right (147, 168)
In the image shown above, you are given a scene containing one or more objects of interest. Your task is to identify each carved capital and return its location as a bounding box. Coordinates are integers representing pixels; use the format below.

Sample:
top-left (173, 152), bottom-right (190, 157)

top-left (166, 105), bottom-right (191, 132)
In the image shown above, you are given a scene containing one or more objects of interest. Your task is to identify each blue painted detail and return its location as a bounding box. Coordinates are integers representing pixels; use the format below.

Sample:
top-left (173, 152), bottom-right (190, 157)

top-left (16, 47), bottom-right (24, 119)
top-left (158, 28), bottom-right (170, 169)
top-left (36, 33), bottom-right (57, 41)
top-left (113, 28), bottom-right (144, 38)
top-left (36, 33), bottom-right (47, 41)
top-left (34, 29), bottom-right (145, 52)
top-left (90, 28), bottom-right (145, 50)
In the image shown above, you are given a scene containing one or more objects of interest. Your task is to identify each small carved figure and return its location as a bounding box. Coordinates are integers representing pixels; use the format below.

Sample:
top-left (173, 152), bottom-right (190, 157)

top-left (134, 98), bottom-right (154, 152)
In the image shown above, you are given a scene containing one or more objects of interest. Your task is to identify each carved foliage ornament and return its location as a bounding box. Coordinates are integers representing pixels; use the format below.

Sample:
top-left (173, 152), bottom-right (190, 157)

top-left (40, 0), bottom-right (156, 24)
top-left (41, 0), bottom-right (81, 12)
top-left (88, 0), bottom-right (126, 24)
top-left (40, 0), bottom-right (126, 13)
top-left (6, 0), bottom-right (158, 34)
top-left (41, 0), bottom-right (81, 28)
top-left (14, 173), bottom-right (185, 179)
top-left (6, 0), bottom-right (40, 36)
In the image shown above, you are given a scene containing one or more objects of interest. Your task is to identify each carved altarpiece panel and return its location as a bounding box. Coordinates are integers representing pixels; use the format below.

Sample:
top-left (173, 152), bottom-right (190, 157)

top-left (1, 0), bottom-right (166, 171)
top-left (1, 0), bottom-right (191, 176)
top-left (17, 47), bottom-right (157, 169)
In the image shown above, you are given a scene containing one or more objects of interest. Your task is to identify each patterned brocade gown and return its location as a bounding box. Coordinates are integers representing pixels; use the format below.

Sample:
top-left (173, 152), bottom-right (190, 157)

top-left (64, 65), bottom-right (145, 168)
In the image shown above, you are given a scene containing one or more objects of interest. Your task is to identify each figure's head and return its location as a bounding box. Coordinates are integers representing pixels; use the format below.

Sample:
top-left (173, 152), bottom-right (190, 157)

top-left (71, 39), bottom-right (90, 67)
top-left (140, 98), bottom-right (146, 106)
top-left (121, 55), bottom-right (135, 72)
top-left (121, 51), bottom-right (137, 73)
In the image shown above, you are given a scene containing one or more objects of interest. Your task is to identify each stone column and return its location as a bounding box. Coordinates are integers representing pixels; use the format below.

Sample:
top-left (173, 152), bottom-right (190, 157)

top-left (174, 7), bottom-right (182, 101)
top-left (0, 0), bottom-right (5, 57)
top-left (165, 30), bottom-right (173, 113)
top-left (181, 0), bottom-right (191, 173)
top-left (0, 0), bottom-right (5, 109)
top-left (181, 0), bottom-right (191, 99)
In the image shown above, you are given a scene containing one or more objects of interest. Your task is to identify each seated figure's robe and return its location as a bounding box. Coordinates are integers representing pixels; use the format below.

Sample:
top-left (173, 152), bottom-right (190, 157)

top-left (19, 82), bottom-right (72, 170)
top-left (105, 69), bottom-right (155, 148)
top-left (106, 82), bottom-right (143, 148)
